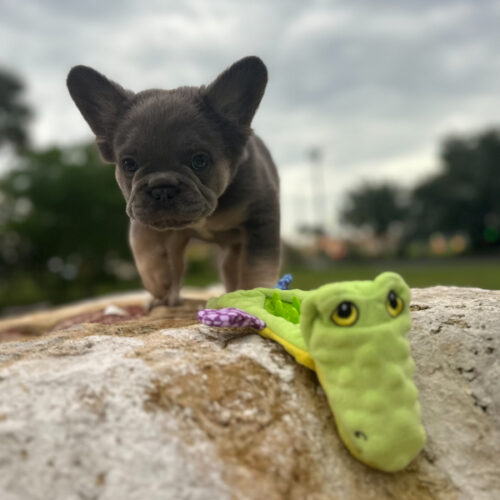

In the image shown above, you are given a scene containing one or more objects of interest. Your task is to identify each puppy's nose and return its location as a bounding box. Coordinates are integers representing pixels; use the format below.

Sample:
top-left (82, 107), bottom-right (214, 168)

top-left (149, 185), bottom-right (179, 202)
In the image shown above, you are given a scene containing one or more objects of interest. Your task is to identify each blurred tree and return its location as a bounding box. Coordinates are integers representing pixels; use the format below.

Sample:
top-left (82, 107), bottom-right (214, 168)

top-left (0, 69), bottom-right (32, 151)
top-left (0, 144), bottom-right (140, 311)
top-left (408, 130), bottom-right (500, 250)
top-left (341, 183), bottom-right (407, 237)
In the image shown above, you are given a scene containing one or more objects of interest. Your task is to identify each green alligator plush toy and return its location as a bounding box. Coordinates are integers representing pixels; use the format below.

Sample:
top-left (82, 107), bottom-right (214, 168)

top-left (198, 272), bottom-right (426, 472)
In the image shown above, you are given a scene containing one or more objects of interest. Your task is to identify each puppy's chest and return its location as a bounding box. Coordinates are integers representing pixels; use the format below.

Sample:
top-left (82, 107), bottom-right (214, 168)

top-left (189, 207), bottom-right (247, 244)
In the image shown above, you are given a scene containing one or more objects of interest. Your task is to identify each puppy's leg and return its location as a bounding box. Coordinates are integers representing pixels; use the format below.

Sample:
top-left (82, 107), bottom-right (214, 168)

top-left (218, 243), bottom-right (242, 292)
top-left (129, 221), bottom-right (189, 306)
top-left (239, 212), bottom-right (281, 289)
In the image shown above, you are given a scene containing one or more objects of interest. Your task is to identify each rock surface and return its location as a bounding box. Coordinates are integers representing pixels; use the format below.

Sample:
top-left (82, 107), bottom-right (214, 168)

top-left (0, 286), bottom-right (498, 500)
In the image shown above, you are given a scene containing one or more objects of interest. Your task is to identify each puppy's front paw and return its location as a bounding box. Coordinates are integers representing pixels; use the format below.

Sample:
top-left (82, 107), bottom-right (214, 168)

top-left (147, 295), bottom-right (182, 312)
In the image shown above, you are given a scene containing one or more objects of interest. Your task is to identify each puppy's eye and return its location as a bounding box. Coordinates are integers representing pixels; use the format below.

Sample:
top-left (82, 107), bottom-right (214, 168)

top-left (386, 290), bottom-right (404, 317)
top-left (190, 152), bottom-right (210, 171)
top-left (121, 157), bottom-right (138, 173)
top-left (331, 301), bottom-right (359, 327)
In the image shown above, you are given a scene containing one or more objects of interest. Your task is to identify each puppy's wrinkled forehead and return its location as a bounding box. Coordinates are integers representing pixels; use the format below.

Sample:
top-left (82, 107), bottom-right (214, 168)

top-left (114, 89), bottom-right (222, 157)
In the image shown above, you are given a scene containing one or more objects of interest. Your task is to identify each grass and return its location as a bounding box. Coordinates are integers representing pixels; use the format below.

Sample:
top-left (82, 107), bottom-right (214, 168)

top-left (184, 256), bottom-right (500, 291)
top-left (289, 257), bottom-right (500, 290)
top-left (2, 255), bottom-right (498, 317)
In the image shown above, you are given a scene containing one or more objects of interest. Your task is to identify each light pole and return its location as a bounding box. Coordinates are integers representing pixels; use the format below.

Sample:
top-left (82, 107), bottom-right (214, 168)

top-left (308, 147), bottom-right (326, 235)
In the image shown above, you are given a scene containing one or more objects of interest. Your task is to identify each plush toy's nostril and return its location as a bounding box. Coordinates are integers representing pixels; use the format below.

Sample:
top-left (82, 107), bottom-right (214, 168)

top-left (149, 185), bottom-right (179, 202)
top-left (354, 430), bottom-right (368, 441)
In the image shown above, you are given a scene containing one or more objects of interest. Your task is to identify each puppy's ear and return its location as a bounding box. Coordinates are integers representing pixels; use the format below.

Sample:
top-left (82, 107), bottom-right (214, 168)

top-left (66, 66), bottom-right (133, 162)
top-left (204, 56), bottom-right (268, 127)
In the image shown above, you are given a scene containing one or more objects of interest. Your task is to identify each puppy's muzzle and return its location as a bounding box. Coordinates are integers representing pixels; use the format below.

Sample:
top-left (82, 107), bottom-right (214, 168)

top-left (148, 184), bottom-right (180, 206)
top-left (126, 172), bottom-right (216, 229)
top-left (128, 173), bottom-right (184, 213)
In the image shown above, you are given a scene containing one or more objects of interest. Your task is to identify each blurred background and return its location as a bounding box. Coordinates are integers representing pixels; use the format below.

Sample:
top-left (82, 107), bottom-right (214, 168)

top-left (1, 0), bottom-right (500, 316)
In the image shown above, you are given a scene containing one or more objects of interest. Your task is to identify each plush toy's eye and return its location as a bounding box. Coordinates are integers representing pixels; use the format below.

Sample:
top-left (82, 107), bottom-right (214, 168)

top-left (386, 290), bottom-right (404, 317)
top-left (331, 301), bottom-right (359, 327)
top-left (191, 152), bottom-right (210, 171)
top-left (121, 157), bottom-right (138, 173)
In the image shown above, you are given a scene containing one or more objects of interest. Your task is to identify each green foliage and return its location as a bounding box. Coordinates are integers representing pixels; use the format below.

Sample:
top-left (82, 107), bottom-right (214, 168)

top-left (407, 131), bottom-right (500, 250)
top-left (0, 144), bottom-right (140, 311)
top-left (0, 69), bottom-right (31, 151)
top-left (341, 184), bottom-right (407, 237)
top-left (341, 130), bottom-right (500, 251)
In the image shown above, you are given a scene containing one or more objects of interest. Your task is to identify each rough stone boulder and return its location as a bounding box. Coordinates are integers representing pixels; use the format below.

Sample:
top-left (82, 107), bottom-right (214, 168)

top-left (0, 286), bottom-right (498, 499)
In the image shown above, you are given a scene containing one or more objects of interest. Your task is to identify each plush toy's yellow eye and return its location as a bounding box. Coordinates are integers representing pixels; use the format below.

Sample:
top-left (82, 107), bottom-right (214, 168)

top-left (331, 301), bottom-right (359, 327)
top-left (386, 290), bottom-right (404, 317)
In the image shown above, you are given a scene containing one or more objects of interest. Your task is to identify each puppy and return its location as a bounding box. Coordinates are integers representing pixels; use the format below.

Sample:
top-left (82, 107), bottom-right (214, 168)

top-left (66, 56), bottom-right (280, 306)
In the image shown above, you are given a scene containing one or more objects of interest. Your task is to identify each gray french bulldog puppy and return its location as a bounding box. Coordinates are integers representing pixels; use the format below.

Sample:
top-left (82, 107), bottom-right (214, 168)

top-left (66, 56), bottom-right (280, 306)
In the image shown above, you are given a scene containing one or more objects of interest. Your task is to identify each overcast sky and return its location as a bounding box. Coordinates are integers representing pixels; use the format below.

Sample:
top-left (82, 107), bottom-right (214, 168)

top-left (2, 0), bottom-right (500, 239)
